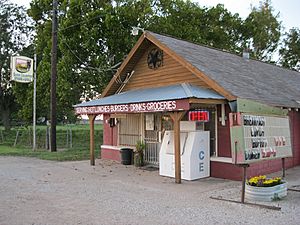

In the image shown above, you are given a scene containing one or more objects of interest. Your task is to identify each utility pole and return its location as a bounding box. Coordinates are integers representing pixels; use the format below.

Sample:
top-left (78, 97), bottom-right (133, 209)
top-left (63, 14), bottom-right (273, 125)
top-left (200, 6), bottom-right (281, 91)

top-left (33, 53), bottom-right (37, 151)
top-left (50, 0), bottom-right (58, 152)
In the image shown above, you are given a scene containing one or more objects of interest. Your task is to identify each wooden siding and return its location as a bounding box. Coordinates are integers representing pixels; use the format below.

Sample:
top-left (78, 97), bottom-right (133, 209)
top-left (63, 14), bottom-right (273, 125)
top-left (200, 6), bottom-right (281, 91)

top-left (122, 45), bottom-right (210, 92)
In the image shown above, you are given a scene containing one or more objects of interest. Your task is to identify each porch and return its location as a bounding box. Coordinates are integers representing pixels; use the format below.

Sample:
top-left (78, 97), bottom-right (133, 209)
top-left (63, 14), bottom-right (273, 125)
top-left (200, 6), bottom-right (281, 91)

top-left (74, 83), bottom-right (227, 183)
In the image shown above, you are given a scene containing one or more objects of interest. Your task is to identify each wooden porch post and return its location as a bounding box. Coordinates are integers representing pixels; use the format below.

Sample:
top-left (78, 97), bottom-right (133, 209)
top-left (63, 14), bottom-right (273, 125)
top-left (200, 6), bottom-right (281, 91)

top-left (170, 111), bottom-right (185, 184)
top-left (88, 114), bottom-right (96, 166)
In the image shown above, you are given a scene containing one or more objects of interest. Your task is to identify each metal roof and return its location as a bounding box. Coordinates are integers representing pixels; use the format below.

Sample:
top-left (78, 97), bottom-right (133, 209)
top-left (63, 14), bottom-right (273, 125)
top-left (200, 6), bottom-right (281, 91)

top-left (75, 83), bottom-right (224, 107)
top-left (149, 32), bottom-right (300, 108)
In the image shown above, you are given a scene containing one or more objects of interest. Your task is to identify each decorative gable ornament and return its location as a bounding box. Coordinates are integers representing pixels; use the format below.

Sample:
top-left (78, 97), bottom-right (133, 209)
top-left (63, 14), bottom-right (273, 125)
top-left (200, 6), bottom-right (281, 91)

top-left (147, 48), bottom-right (163, 69)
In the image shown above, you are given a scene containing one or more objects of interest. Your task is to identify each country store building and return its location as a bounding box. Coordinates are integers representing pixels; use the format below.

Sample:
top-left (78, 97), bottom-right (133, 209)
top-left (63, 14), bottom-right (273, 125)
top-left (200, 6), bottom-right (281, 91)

top-left (74, 31), bottom-right (300, 182)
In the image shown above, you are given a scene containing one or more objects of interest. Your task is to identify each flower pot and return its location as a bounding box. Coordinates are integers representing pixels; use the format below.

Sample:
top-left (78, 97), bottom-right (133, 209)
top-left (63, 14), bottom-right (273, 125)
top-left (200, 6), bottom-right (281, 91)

top-left (245, 182), bottom-right (287, 202)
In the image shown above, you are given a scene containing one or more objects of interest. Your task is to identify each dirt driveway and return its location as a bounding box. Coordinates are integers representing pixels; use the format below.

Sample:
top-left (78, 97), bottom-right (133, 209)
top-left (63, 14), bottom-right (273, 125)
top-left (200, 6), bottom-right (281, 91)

top-left (0, 156), bottom-right (299, 225)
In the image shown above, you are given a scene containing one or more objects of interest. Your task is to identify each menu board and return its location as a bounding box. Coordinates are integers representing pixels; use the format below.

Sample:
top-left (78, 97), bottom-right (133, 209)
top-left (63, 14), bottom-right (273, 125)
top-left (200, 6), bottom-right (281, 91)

top-left (230, 113), bottom-right (292, 164)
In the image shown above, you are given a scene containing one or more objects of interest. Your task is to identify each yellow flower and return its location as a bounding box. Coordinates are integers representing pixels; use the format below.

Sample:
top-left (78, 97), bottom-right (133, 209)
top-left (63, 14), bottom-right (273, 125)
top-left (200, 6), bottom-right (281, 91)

top-left (247, 175), bottom-right (283, 187)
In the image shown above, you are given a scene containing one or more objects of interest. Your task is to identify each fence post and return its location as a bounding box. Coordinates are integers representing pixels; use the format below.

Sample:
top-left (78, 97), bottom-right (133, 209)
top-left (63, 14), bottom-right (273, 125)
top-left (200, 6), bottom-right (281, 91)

top-left (49, 127), bottom-right (51, 150)
top-left (70, 127), bottom-right (72, 149)
top-left (29, 127), bottom-right (33, 147)
top-left (66, 128), bottom-right (69, 148)
top-left (0, 130), bottom-right (3, 143)
top-left (14, 130), bottom-right (20, 147)
top-left (46, 127), bottom-right (50, 150)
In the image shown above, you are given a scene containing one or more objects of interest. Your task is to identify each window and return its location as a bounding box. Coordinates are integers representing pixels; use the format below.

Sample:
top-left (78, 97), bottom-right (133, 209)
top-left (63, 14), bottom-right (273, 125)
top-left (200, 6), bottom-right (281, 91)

top-left (118, 114), bottom-right (141, 146)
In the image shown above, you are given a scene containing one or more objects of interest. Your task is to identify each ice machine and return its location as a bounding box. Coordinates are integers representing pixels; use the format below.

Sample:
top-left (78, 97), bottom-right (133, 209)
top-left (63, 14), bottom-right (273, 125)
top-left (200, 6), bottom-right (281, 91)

top-left (159, 129), bottom-right (210, 180)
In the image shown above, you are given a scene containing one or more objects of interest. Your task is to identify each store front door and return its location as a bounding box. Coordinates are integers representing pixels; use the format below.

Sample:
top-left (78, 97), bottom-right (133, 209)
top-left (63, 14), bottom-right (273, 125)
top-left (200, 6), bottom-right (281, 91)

top-left (144, 113), bottom-right (162, 166)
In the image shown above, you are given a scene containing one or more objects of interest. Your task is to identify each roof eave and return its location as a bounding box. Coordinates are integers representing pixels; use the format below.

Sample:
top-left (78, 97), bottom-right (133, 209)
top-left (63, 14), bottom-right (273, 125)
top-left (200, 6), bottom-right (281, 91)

top-left (144, 32), bottom-right (237, 101)
top-left (101, 32), bottom-right (148, 98)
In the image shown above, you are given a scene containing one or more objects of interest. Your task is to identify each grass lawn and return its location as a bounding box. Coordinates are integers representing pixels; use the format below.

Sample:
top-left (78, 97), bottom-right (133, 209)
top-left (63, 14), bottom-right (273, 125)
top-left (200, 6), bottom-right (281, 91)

top-left (0, 145), bottom-right (100, 161)
top-left (37, 124), bottom-right (103, 131)
top-left (0, 124), bottom-right (103, 131)
top-left (0, 124), bottom-right (102, 161)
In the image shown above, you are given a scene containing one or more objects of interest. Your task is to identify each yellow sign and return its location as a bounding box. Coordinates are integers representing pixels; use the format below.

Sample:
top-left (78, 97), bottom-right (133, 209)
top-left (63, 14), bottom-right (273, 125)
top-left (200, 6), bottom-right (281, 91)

top-left (10, 56), bottom-right (34, 83)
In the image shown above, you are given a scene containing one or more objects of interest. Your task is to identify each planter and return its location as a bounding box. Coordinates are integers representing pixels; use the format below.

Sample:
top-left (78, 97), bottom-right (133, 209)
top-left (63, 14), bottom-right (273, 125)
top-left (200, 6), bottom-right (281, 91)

top-left (245, 182), bottom-right (287, 202)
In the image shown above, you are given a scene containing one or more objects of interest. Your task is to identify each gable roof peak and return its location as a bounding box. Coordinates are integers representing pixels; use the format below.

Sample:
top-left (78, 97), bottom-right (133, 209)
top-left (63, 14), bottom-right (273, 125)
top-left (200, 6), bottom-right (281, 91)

top-left (145, 31), bottom-right (300, 108)
top-left (146, 31), bottom-right (300, 74)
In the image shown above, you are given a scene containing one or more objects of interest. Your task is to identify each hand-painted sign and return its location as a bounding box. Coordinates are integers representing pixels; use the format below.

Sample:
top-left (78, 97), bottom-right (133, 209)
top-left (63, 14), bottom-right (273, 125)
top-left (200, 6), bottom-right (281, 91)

top-left (10, 56), bottom-right (34, 83)
top-left (75, 99), bottom-right (190, 115)
top-left (230, 113), bottom-right (292, 164)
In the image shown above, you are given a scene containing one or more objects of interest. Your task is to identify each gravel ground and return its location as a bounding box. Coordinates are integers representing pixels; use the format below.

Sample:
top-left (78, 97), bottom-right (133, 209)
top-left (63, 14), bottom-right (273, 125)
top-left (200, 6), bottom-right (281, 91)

top-left (0, 156), bottom-right (299, 225)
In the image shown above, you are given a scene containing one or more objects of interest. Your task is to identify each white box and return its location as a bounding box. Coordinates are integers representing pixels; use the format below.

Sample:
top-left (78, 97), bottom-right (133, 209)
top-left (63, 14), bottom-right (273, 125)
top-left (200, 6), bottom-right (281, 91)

top-left (159, 130), bottom-right (210, 180)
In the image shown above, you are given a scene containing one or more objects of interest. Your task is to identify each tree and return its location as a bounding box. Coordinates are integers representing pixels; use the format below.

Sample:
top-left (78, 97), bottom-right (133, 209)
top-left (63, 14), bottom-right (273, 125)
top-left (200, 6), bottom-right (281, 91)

top-left (12, 44), bottom-right (35, 124)
top-left (279, 28), bottom-right (300, 71)
top-left (19, 0), bottom-right (287, 125)
top-left (0, 0), bottom-right (33, 129)
top-left (241, 0), bottom-right (281, 61)
top-left (201, 4), bottom-right (243, 53)
top-left (148, 1), bottom-right (243, 54)
top-left (25, 0), bottom-right (154, 123)
top-left (149, 0), bottom-right (206, 43)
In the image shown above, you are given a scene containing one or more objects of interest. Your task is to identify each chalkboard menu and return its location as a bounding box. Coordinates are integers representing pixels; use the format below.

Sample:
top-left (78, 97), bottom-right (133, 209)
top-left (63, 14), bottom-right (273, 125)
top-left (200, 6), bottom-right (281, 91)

top-left (230, 113), bottom-right (292, 164)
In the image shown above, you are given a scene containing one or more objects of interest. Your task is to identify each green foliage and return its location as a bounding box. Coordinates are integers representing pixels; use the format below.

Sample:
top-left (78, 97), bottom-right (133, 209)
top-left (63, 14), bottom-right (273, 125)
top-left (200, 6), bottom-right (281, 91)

top-left (203, 4), bottom-right (243, 53)
top-left (0, 124), bottom-right (103, 161)
top-left (24, 0), bottom-right (150, 123)
top-left (0, 124), bottom-right (103, 149)
top-left (135, 140), bottom-right (145, 153)
top-left (149, 0), bottom-right (206, 43)
top-left (134, 140), bottom-right (145, 167)
top-left (149, 1), bottom-right (243, 53)
top-left (0, 0), bottom-right (33, 129)
top-left (12, 0), bottom-right (290, 126)
top-left (242, 0), bottom-right (281, 61)
top-left (279, 28), bottom-right (300, 71)
top-left (0, 145), bottom-right (100, 161)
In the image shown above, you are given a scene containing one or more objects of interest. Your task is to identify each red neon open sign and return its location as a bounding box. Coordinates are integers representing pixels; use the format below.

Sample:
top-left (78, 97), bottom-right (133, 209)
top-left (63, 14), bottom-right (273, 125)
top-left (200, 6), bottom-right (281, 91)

top-left (189, 110), bottom-right (209, 122)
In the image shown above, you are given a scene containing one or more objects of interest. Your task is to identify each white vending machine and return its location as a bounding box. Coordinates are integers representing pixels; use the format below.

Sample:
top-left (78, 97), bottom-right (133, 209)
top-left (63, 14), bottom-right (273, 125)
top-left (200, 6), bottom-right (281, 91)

top-left (159, 122), bottom-right (210, 180)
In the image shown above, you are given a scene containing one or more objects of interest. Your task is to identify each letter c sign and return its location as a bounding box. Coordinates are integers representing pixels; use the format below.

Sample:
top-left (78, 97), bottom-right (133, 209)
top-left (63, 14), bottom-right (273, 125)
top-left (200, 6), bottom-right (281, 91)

top-left (199, 151), bottom-right (205, 160)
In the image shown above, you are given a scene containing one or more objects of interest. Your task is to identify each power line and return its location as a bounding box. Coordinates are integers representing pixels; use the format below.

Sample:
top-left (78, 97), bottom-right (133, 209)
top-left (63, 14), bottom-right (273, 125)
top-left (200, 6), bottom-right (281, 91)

top-left (59, 14), bottom-right (103, 32)
top-left (61, 38), bottom-right (121, 73)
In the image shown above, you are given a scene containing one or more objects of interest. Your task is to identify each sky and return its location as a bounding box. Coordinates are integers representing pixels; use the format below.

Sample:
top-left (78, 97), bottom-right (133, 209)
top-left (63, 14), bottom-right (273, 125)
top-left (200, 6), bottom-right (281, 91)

top-left (197, 0), bottom-right (299, 32)
top-left (10, 0), bottom-right (299, 32)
